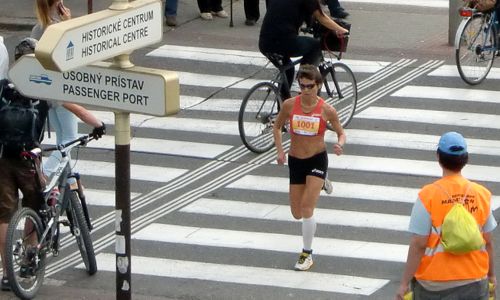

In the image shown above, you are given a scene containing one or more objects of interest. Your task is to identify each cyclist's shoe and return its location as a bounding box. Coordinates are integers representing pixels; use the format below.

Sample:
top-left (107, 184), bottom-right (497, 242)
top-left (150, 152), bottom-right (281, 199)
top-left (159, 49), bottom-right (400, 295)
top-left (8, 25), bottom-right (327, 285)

top-left (294, 252), bottom-right (313, 271)
top-left (322, 178), bottom-right (333, 195)
top-left (19, 260), bottom-right (37, 278)
top-left (20, 247), bottom-right (37, 278)
top-left (1, 277), bottom-right (10, 291)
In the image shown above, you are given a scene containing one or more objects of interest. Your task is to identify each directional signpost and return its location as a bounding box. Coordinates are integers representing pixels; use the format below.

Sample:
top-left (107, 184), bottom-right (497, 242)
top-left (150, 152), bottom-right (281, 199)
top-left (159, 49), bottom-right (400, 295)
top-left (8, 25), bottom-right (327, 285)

top-left (9, 54), bottom-right (179, 116)
top-left (9, 0), bottom-right (178, 299)
top-left (35, 0), bottom-right (162, 72)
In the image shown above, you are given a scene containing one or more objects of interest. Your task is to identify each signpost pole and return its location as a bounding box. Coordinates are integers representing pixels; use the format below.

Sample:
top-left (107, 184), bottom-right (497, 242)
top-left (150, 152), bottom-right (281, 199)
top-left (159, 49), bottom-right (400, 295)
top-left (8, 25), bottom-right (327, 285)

top-left (113, 53), bottom-right (133, 300)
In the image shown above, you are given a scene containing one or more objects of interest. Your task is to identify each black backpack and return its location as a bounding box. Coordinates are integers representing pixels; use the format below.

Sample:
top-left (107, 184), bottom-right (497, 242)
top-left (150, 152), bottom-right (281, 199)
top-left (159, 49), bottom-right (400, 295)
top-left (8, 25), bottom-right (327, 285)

top-left (0, 79), bottom-right (49, 156)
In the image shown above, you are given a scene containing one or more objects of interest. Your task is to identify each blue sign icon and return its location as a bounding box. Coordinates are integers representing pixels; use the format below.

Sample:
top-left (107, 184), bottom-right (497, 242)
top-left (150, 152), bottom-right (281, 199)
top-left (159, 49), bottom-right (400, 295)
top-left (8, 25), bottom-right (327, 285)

top-left (66, 41), bottom-right (74, 61)
top-left (29, 74), bottom-right (53, 85)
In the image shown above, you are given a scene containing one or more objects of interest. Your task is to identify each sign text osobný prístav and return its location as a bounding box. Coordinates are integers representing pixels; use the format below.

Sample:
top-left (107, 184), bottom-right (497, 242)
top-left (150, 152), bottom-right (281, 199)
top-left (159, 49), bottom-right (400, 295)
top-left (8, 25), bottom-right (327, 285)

top-left (62, 70), bottom-right (149, 106)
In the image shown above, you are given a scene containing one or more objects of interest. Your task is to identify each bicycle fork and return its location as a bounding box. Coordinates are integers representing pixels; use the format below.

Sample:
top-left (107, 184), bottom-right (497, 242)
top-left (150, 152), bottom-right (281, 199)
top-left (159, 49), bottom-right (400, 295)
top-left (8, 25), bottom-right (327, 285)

top-left (67, 173), bottom-right (93, 231)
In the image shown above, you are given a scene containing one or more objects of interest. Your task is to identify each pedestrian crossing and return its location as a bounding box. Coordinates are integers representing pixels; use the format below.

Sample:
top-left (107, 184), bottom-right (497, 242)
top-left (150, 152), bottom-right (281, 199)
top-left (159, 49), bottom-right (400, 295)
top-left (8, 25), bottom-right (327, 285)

top-left (39, 45), bottom-right (500, 298)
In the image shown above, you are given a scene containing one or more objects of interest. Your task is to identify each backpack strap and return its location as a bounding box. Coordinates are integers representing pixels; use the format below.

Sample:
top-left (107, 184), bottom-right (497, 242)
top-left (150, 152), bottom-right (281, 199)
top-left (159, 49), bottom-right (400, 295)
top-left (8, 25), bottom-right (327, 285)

top-left (433, 181), bottom-right (472, 205)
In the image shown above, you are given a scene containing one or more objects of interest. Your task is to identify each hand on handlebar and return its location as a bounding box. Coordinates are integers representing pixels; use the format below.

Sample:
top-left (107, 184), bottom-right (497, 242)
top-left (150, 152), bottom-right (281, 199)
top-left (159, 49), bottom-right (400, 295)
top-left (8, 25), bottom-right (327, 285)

top-left (91, 122), bottom-right (106, 140)
top-left (336, 28), bottom-right (349, 38)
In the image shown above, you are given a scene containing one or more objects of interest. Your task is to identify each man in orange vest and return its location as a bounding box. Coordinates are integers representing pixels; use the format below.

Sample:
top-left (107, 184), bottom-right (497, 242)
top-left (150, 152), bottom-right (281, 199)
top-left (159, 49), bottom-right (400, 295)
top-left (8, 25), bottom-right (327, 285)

top-left (395, 132), bottom-right (497, 300)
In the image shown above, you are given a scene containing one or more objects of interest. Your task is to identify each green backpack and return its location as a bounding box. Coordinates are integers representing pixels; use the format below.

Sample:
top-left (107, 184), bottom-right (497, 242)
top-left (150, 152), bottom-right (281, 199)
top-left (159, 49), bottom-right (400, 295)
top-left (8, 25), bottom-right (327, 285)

top-left (435, 183), bottom-right (484, 255)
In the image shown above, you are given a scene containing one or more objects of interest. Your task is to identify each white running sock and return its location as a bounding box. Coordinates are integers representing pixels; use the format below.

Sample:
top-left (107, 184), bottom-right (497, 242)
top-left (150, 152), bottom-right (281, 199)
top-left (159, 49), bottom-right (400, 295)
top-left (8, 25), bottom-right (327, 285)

top-left (302, 216), bottom-right (317, 251)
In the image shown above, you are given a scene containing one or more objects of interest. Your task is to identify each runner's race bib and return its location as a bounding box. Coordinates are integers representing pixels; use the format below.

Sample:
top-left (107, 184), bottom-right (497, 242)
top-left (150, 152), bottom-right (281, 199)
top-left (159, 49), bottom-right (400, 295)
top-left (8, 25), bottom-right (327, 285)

top-left (292, 115), bottom-right (320, 136)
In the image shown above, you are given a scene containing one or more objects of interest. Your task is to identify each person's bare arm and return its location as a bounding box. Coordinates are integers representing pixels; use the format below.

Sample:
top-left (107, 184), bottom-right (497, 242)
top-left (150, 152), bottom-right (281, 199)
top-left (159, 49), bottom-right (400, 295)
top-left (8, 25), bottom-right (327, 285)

top-left (62, 103), bottom-right (103, 127)
top-left (395, 235), bottom-right (427, 300)
top-left (273, 98), bottom-right (293, 164)
top-left (313, 10), bottom-right (348, 36)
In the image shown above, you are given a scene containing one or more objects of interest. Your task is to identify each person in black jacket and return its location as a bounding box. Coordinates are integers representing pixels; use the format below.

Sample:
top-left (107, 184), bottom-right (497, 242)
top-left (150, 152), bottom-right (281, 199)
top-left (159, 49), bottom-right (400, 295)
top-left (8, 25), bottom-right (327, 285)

top-left (259, 0), bottom-right (348, 98)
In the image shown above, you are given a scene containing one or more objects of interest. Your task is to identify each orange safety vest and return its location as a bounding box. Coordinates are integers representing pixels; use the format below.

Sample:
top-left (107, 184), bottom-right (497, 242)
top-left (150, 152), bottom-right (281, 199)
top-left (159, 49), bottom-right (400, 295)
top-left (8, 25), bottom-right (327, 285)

top-left (415, 175), bottom-right (491, 281)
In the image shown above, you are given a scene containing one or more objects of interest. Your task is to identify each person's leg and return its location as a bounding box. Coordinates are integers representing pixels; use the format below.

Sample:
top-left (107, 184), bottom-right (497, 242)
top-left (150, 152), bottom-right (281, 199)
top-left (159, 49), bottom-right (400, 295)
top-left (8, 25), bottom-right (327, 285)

top-left (0, 159), bottom-right (20, 290)
top-left (164, 0), bottom-right (178, 26)
top-left (288, 36), bottom-right (322, 66)
top-left (197, 0), bottom-right (210, 13)
top-left (327, 0), bottom-right (341, 11)
top-left (210, 0), bottom-right (222, 12)
top-left (0, 223), bottom-right (7, 271)
top-left (164, 0), bottom-right (178, 16)
top-left (453, 279), bottom-right (489, 300)
top-left (211, 0), bottom-right (228, 17)
top-left (244, 0), bottom-right (260, 23)
top-left (327, 0), bottom-right (349, 18)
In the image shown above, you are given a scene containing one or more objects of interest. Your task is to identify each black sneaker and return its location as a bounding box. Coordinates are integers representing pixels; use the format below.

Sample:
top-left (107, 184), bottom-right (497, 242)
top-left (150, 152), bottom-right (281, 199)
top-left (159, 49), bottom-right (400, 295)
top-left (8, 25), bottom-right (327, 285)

top-left (1, 277), bottom-right (10, 291)
top-left (245, 19), bottom-right (256, 26)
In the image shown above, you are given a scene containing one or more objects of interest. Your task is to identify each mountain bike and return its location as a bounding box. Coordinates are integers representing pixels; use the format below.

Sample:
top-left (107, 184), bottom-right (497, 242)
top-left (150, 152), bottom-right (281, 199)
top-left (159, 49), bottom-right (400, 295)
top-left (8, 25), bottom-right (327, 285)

top-left (455, 6), bottom-right (498, 85)
top-left (5, 133), bottom-right (98, 300)
top-left (238, 33), bottom-right (357, 154)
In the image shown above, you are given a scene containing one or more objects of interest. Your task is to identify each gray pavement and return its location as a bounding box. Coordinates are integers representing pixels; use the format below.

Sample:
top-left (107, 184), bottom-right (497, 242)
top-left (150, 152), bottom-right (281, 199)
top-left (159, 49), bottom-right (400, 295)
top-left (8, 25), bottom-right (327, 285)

top-left (0, 0), bottom-right (453, 61)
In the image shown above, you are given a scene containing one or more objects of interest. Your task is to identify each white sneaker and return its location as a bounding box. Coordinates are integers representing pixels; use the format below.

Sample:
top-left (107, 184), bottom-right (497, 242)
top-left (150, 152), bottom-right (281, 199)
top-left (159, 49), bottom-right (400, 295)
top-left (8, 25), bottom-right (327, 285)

top-left (212, 10), bottom-right (229, 18)
top-left (322, 178), bottom-right (333, 195)
top-left (294, 252), bottom-right (313, 271)
top-left (200, 12), bottom-right (213, 20)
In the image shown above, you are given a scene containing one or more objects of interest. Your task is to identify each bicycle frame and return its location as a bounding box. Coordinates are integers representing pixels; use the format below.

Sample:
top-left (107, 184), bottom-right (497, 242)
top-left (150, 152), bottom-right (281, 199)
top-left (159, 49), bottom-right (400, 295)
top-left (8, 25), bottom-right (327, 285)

top-left (36, 135), bottom-right (92, 254)
top-left (455, 9), bottom-right (497, 53)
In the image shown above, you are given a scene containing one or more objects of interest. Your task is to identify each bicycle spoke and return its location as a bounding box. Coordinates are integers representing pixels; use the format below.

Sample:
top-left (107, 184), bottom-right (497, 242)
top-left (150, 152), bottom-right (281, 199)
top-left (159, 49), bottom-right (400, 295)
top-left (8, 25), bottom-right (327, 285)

top-left (456, 13), bottom-right (496, 85)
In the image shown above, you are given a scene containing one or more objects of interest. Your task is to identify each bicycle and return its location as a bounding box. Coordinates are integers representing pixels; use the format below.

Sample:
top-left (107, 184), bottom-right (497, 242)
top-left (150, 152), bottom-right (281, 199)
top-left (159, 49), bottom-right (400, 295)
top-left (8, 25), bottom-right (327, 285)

top-left (455, 5), bottom-right (498, 85)
top-left (5, 133), bottom-right (98, 300)
top-left (238, 32), bottom-right (358, 154)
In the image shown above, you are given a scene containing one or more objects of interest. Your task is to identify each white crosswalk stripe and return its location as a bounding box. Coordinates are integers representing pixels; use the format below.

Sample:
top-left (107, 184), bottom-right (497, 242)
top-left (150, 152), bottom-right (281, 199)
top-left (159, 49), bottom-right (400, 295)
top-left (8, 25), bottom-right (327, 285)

top-left (45, 44), bottom-right (499, 298)
top-left (80, 253), bottom-right (390, 296)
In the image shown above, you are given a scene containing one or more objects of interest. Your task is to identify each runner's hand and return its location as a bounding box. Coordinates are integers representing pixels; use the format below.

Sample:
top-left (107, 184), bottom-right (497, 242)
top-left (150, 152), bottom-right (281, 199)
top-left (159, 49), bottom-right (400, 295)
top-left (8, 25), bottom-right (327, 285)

top-left (276, 151), bottom-right (287, 165)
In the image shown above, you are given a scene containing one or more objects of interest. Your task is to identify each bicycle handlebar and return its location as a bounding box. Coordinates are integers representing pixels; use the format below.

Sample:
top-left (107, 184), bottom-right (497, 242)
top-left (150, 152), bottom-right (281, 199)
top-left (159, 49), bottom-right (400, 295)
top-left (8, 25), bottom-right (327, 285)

top-left (36, 133), bottom-right (96, 154)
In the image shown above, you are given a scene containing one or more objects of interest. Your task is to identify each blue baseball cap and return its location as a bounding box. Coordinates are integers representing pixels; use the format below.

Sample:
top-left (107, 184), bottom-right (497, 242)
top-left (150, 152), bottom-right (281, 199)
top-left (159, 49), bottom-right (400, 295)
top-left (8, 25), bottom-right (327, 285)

top-left (438, 132), bottom-right (467, 155)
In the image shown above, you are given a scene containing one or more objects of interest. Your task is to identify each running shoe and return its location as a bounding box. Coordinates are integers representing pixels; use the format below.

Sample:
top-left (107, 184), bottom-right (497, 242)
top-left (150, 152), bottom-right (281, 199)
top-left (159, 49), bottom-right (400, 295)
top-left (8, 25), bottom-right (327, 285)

top-left (294, 252), bottom-right (313, 271)
top-left (322, 178), bottom-right (333, 194)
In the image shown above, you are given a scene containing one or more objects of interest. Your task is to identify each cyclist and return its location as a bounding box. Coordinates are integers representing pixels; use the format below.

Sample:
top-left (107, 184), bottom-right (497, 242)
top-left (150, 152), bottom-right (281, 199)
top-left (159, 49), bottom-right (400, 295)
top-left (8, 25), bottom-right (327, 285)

top-left (0, 38), bottom-right (50, 292)
top-left (272, 65), bottom-right (346, 271)
top-left (0, 39), bottom-right (105, 291)
top-left (258, 0), bottom-right (348, 100)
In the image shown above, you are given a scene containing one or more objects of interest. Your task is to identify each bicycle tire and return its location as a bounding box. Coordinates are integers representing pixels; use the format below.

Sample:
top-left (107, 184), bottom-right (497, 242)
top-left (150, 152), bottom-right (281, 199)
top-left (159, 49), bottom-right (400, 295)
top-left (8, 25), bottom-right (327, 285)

top-left (69, 191), bottom-right (97, 275)
top-left (238, 81), bottom-right (281, 153)
top-left (5, 207), bottom-right (45, 300)
top-left (321, 62), bottom-right (358, 128)
top-left (456, 14), bottom-right (496, 85)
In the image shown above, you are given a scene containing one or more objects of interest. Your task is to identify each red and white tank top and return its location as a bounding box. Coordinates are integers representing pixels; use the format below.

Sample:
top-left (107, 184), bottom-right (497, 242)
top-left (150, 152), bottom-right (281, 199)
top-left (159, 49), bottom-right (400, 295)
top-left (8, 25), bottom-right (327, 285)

top-left (289, 96), bottom-right (327, 136)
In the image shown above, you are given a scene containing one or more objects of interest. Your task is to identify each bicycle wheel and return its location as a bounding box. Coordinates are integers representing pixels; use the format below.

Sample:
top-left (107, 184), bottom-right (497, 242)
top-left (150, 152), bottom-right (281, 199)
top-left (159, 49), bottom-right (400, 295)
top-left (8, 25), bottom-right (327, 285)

top-left (5, 207), bottom-right (45, 300)
top-left (456, 14), bottom-right (496, 85)
top-left (68, 190), bottom-right (97, 275)
top-left (321, 62), bottom-right (358, 128)
top-left (238, 81), bottom-right (281, 153)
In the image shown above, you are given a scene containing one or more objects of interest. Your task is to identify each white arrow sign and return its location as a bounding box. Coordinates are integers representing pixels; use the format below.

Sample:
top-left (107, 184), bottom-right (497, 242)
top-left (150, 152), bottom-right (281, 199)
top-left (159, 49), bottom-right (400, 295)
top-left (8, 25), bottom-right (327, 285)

top-left (35, 0), bottom-right (162, 72)
top-left (8, 54), bottom-right (179, 116)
